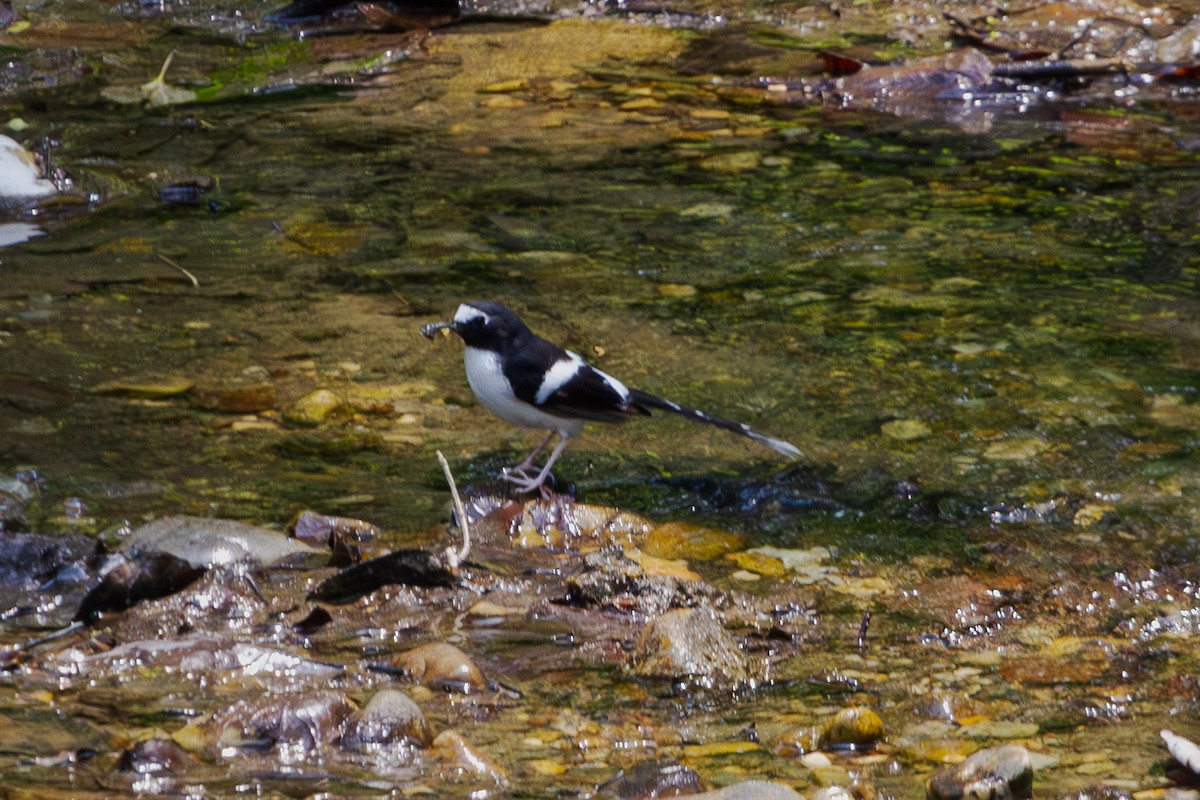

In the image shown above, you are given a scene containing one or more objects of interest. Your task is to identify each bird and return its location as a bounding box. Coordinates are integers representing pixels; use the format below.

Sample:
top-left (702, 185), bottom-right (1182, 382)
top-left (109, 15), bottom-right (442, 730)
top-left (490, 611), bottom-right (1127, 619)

top-left (421, 300), bottom-right (802, 494)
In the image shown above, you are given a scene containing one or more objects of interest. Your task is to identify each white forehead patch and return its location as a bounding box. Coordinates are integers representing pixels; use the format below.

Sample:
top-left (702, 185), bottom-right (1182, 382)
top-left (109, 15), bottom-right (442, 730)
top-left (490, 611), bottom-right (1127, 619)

top-left (454, 304), bottom-right (490, 326)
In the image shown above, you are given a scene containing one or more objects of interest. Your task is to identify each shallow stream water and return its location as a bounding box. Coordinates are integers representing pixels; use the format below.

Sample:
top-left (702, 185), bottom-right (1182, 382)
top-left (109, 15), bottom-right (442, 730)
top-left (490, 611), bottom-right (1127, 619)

top-left (1, 0), bottom-right (1199, 798)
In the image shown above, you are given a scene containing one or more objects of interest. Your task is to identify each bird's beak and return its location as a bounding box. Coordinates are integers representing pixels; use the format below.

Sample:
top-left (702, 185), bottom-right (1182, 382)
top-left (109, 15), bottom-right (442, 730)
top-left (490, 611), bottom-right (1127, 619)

top-left (420, 320), bottom-right (455, 340)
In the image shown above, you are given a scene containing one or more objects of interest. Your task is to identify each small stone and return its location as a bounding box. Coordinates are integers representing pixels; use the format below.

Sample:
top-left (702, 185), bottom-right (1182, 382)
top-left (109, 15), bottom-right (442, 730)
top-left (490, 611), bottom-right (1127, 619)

top-left (468, 599), bottom-right (528, 617)
top-left (626, 549), bottom-right (701, 581)
top-left (656, 283), bottom-right (698, 298)
top-left (699, 151), bottom-right (761, 173)
top-left (882, 419), bottom-right (932, 441)
top-left (193, 383), bottom-right (276, 413)
top-left (1073, 501), bottom-right (1116, 527)
top-left (528, 758), bottom-right (567, 776)
top-left (620, 97), bottom-right (660, 110)
top-left (682, 741), bottom-right (760, 758)
top-left (91, 378), bottom-right (195, 398)
top-left (960, 720), bottom-right (1039, 739)
top-left (747, 545), bottom-right (835, 584)
top-left (429, 730), bottom-right (508, 784)
top-left (643, 521), bottom-right (742, 561)
top-left (774, 726), bottom-right (821, 757)
top-left (822, 707), bottom-right (884, 749)
top-left (725, 550), bottom-right (787, 577)
top-left (983, 438), bottom-right (1048, 462)
top-left (1074, 759), bottom-right (1116, 776)
top-left (285, 388), bottom-right (346, 425)
top-left (481, 79), bottom-right (528, 92)
top-left (927, 744), bottom-right (1032, 800)
top-left (679, 202), bottom-right (735, 219)
top-left (484, 95), bottom-right (525, 109)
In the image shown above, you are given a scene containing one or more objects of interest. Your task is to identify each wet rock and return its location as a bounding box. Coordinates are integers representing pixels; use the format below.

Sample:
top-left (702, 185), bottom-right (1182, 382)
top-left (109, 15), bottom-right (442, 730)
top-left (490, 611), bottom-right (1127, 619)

top-left (386, 642), bottom-right (489, 694)
top-left (774, 725), bottom-right (820, 757)
top-left (561, 547), bottom-right (716, 618)
top-left (429, 729), bottom-right (508, 785)
top-left (121, 515), bottom-right (322, 569)
top-left (284, 388), bottom-right (346, 425)
top-left (631, 607), bottom-right (750, 686)
top-left (1056, 788), bottom-right (1133, 800)
top-left (62, 634), bottom-right (343, 680)
top-left (117, 737), bottom-right (195, 774)
top-left (813, 789), bottom-right (856, 800)
top-left (474, 495), bottom-right (652, 551)
top-left (642, 521), bottom-right (742, 562)
top-left (192, 382), bottom-right (276, 413)
top-left (678, 782), bottom-right (803, 800)
top-left (341, 689), bottom-right (432, 750)
top-left (882, 419), bottom-right (932, 441)
top-left (74, 551), bottom-right (206, 622)
top-left (90, 377), bottom-right (194, 398)
top-left (822, 707), bottom-right (884, 750)
top-left (927, 744), bottom-right (1032, 800)
top-left (0, 530), bottom-right (95, 586)
top-left (308, 547), bottom-right (456, 603)
top-left (596, 759), bottom-right (707, 799)
top-left (288, 509), bottom-right (378, 565)
top-left (983, 437), bottom-right (1048, 462)
top-left (176, 690), bottom-right (355, 754)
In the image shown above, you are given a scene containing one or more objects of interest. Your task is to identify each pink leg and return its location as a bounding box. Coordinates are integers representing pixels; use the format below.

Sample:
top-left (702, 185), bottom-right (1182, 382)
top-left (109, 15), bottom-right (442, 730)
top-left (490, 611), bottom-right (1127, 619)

top-left (504, 431), bottom-right (556, 480)
top-left (506, 435), bottom-right (570, 494)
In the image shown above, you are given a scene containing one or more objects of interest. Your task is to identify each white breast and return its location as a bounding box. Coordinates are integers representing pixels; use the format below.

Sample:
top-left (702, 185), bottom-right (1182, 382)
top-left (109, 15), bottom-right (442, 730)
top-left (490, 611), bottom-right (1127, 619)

top-left (464, 347), bottom-right (584, 436)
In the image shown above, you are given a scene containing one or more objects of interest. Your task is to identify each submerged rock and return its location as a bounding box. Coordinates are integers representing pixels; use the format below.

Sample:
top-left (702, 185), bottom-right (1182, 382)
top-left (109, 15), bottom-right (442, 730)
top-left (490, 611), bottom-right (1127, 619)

top-left (75, 551), bottom-right (205, 622)
top-left (473, 494), bottom-right (653, 551)
top-left (176, 690), bottom-right (356, 754)
top-left (927, 744), bottom-right (1032, 800)
top-left (596, 759), bottom-right (707, 799)
top-left (822, 707), bottom-right (885, 750)
top-left (429, 729), bottom-right (508, 785)
top-left (121, 515), bottom-right (322, 569)
top-left (341, 689), bottom-right (432, 750)
top-left (678, 782), bottom-right (803, 800)
top-left (631, 607), bottom-right (751, 686)
top-left (117, 737), bottom-right (196, 775)
top-left (386, 642), bottom-right (489, 694)
top-left (1056, 787), bottom-right (1133, 800)
top-left (60, 634), bottom-right (343, 680)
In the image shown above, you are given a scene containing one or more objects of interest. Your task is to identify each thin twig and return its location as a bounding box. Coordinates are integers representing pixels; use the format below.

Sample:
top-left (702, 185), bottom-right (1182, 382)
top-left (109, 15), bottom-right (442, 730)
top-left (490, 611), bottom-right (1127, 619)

top-left (157, 253), bottom-right (199, 288)
top-left (437, 450), bottom-right (470, 570)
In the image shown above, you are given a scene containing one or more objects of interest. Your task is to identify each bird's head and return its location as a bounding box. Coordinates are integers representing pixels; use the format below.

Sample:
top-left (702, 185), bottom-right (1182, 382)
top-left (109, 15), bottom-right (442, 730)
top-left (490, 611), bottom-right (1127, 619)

top-left (420, 300), bottom-right (530, 350)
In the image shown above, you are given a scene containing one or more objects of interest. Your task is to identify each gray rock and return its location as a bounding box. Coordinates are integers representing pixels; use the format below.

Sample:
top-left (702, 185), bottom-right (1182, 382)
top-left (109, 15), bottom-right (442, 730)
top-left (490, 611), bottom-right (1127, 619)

top-left (927, 744), bottom-right (1032, 800)
top-left (122, 515), bottom-right (322, 568)
top-left (631, 607), bottom-right (750, 686)
top-left (342, 689), bottom-right (432, 749)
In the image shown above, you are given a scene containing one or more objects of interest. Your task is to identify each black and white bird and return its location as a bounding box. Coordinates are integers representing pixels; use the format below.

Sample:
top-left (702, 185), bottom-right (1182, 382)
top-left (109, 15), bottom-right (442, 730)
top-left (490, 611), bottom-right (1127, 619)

top-left (421, 300), bottom-right (802, 493)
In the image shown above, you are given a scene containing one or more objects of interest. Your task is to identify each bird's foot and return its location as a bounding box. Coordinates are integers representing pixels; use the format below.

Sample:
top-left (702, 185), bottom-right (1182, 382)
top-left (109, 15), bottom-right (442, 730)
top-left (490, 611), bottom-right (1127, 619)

top-left (501, 468), bottom-right (549, 495)
top-left (501, 465), bottom-right (535, 483)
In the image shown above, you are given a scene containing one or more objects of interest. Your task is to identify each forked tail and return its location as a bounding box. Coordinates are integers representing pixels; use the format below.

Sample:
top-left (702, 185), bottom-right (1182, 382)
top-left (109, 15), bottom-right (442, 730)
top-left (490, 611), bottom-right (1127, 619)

top-left (629, 390), bottom-right (803, 460)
